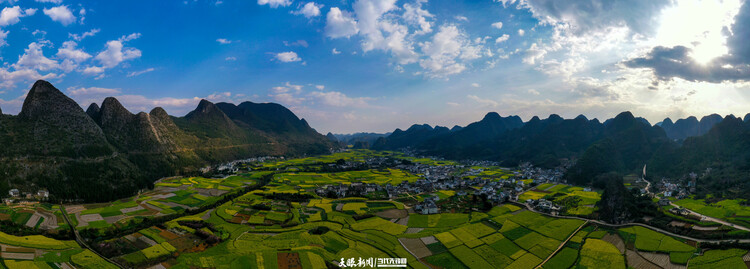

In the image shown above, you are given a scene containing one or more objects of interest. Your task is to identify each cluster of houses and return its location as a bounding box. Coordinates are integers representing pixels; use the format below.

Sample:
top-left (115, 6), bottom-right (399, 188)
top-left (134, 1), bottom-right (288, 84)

top-left (656, 178), bottom-right (690, 199)
top-left (527, 198), bottom-right (562, 214)
top-left (519, 162), bottom-right (566, 183)
top-left (4, 189), bottom-right (49, 203)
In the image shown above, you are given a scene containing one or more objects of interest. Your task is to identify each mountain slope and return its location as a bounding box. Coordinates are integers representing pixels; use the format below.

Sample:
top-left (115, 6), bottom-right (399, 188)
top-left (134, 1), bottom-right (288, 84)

top-left (0, 80), bottom-right (333, 202)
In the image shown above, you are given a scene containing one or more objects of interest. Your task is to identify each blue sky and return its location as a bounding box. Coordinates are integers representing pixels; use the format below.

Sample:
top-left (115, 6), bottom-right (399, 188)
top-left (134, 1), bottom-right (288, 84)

top-left (1, 0), bottom-right (750, 133)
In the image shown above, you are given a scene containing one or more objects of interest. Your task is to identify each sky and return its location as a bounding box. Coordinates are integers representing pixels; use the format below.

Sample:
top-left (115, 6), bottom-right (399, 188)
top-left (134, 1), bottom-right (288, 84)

top-left (1, 0), bottom-right (750, 134)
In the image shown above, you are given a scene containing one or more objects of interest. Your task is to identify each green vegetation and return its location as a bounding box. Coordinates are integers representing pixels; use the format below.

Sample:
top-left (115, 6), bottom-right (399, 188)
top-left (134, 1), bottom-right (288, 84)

top-left (688, 249), bottom-right (747, 269)
top-left (579, 239), bottom-right (625, 269)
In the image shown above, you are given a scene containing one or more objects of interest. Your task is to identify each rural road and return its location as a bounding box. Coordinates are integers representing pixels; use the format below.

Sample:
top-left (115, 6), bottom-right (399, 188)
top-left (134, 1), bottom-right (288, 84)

top-left (60, 204), bottom-right (125, 269)
top-left (642, 174), bottom-right (750, 232)
top-left (513, 201), bottom-right (750, 244)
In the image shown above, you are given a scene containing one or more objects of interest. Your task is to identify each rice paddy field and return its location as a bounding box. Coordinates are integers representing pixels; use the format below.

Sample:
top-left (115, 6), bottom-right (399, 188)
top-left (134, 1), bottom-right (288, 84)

top-left (673, 198), bottom-right (750, 227)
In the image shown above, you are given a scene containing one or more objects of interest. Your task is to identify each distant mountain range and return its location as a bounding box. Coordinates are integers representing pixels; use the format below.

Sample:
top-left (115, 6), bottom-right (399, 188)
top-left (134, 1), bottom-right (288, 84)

top-left (329, 132), bottom-right (391, 148)
top-left (0, 80), bottom-right (333, 202)
top-left (371, 110), bottom-right (750, 197)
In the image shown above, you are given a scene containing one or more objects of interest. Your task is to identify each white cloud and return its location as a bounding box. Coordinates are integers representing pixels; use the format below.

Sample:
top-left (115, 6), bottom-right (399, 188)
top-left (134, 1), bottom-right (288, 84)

top-left (517, 0), bottom-right (671, 36)
top-left (272, 82), bottom-right (304, 93)
top-left (69, 28), bottom-right (100, 41)
top-left (517, 29), bottom-right (525, 36)
top-left (0, 30), bottom-right (7, 47)
top-left (293, 2), bottom-right (322, 18)
top-left (216, 38), bottom-right (231, 44)
top-left (35, 0), bottom-right (63, 4)
top-left (257, 0), bottom-right (291, 8)
top-left (283, 40), bottom-right (308, 47)
top-left (119, 33), bottom-right (141, 42)
top-left (56, 41), bottom-right (91, 62)
top-left (127, 67), bottom-right (155, 77)
top-left (0, 6), bottom-right (36, 27)
top-left (403, 0), bottom-right (434, 35)
top-left (522, 43), bottom-right (546, 65)
top-left (43, 6), bottom-right (75, 26)
top-left (332, 48), bottom-right (341, 54)
top-left (325, 7), bottom-right (359, 38)
top-left (467, 94), bottom-right (498, 107)
top-left (471, 83), bottom-right (480, 88)
top-left (67, 87), bottom-right (121, 96)
top-left (495, 34), bottom-right (509, 43)
top-left (454, 15), bottom-right (468, 21)
top-left (491, 21), bottom-right (503, 29)
top-left (419, 24), bottom-right (483, 77)
top-left (527, 89), bottom-right (540, 95)
top-left (14, 42), bottom-right (58, 71)
top-left (94, 40), bottom-right (141, 69)
top-left (0, 67), bottom-right (59, 89)
top-left (82, 65), bottom-right (104, 75)
top-left (272, 93), bottom-right (305, 105)
top-left (274, 51), bottom-right (301, 62)
top-left (315, 85), bottom-right (325, 90)
top-left (225, 56), bottom-right (236, 61)
top-left (310, 90), bottom-right (371, 107)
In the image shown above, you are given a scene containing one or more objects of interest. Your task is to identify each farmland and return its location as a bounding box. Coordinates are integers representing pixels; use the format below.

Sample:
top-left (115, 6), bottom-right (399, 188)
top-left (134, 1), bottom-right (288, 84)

top-left (520, 184), bottom-right (602, 216)
top-left (63, 174), bottom-right (261, 233)
top-left (2, 150), bottom-right (750, 268)
top-left (0, 231), bottom-right (114, 269)
top-left (673, 198), bottom-right (750, 227)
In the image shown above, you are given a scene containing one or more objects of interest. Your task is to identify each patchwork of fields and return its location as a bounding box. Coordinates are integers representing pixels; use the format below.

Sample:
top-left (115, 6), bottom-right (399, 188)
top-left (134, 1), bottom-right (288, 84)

top-left (519, 184), bottom-right (602, 216)
top-left (0, 231), bottom-right (115, 269)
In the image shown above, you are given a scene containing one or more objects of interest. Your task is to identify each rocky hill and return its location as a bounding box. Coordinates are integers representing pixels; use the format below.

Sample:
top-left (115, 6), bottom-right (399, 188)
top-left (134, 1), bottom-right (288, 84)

top-left (0, 80), bottom-right (334, 202)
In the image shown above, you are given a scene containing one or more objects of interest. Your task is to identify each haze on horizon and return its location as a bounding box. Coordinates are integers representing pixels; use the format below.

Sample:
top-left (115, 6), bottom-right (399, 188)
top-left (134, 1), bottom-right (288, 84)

top-left (0, 0), bottom-right (749, 133)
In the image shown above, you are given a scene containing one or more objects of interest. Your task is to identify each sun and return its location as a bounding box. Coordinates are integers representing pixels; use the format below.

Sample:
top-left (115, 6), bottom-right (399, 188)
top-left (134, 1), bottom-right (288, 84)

top-left (654, 0), bottom-right (741, 65)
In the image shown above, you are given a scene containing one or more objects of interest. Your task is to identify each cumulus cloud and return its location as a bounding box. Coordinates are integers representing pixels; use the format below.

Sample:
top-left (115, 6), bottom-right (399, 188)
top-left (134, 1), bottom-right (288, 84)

top-left (82, 65), bottom-right (104, 75)
top-left (35, 0), bottom-right (63, 3)
top-left (325, 7), bottom-right (359, 38)
top-left (495, 34), bottom-right (509, 43)
top-left (491, 21), bottom-right (503, 29)
top-left (257, 0), bottom-right (291, 8)
top-left (0, 67), bottom-right (59, 89)
top-left (14, 42), bottom-right (58, 71)
top-left (274, 51), bottom-right (302, 62)
top-left (0, 6), bottom-right (36, 27)
top-left (216, 38), bottom-right (232, 44)
top-left (293, 2), bottom-right (322, 18)
top-left (225, 56), bottom-right (236, 61)
top-left (56, 41), bottom-right (91, 62)
top-left (332, 48), bottom-right (341, 54)
top-left (43, 5), bottom-right (76, 26)
top-left (95, 40), bottom-right (141, 68)
top-left (403, 0), bottom-right (434, 35)
top-left (419, 24), bottom-right (483, 77)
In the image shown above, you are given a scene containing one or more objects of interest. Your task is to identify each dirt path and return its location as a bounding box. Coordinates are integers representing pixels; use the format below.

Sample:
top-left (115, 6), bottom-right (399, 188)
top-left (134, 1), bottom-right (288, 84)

top-left (535, 220), bottom-right (588, 268)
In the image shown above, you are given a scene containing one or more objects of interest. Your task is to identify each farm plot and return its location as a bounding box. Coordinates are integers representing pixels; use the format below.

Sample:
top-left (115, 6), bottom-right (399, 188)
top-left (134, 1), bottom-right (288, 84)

top-left (579, 239), bottom-right (625, 269)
